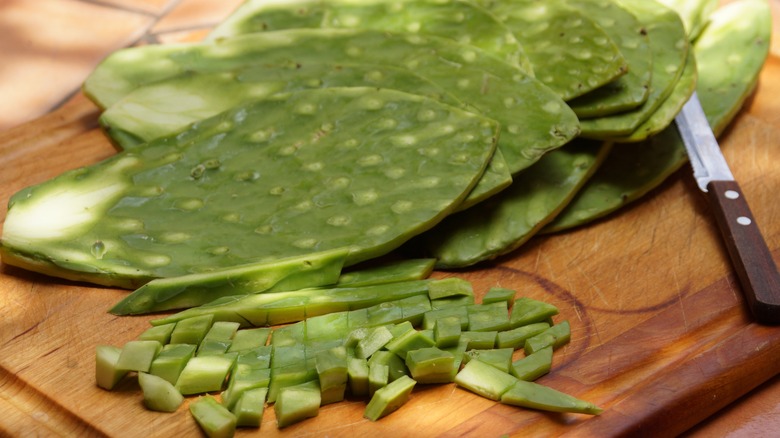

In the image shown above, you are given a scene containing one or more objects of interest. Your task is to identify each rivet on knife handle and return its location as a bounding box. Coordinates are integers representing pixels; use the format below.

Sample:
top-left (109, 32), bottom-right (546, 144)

top-left (706, 180), bottom-right (780, 324)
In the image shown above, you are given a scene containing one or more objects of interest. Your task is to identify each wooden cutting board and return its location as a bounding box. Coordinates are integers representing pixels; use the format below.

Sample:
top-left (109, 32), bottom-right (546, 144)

top-left (1, 53), bottom-right (779, 438)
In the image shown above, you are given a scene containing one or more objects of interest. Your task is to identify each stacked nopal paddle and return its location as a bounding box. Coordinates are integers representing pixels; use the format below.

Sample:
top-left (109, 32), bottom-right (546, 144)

top-left (0, 0), bottom-right (772, 286)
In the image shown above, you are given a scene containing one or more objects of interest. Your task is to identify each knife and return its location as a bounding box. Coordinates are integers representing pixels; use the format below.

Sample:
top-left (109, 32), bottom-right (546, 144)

top-left (675, 91), bottom-right (780, 325)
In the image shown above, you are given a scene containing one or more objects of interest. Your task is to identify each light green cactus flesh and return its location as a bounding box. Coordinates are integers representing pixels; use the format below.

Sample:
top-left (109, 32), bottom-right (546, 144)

top-left (99, 62), bottom-right (512, 210)
top-left (579, 0), bottom-right (689, 139)
top-left (565, 0), bottom-right (652, 118)
top-left (84, 28), bottom-right (579, 175)
top-left (475, 0), bottom-right (627, 101)
top-left (0, 87), bottom-right (499, 286)
top-left (414, 140), bottom-right (611, 268)
top-left (543, 0), bottom-right (771, 233)
top-left (207, 0), bottom-right (534, 75)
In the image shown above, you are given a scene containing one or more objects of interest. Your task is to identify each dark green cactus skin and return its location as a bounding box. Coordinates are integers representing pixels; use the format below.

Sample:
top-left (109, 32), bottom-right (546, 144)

top-left (565, 0), bottom-right (653, 118)
top-left (1, 88), bottom-right (499, 286)
top-left (579, 0), bottom-right (689, 139)
top-left (474, 0), bottom-right (628, 101)
top-left (208, 0), bottom-right (534, 74)
top-left (544, 0), bottom-right (771, 232)
top-left (413, 140), bottom-right (611, 268)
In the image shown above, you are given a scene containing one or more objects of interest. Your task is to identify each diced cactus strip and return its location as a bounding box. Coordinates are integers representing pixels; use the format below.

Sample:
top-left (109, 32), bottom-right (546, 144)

top-left (198, 321), bottom-right (241, 356)
top-left (175, 353), bottom-right (238, 395)
top-left (110, 248), bottom-right (347, 315)
top-left (222, 367), bottom-right (271, 411)
top-left (384, 329), bottom-right (436, 360)
top-left (510, 297), bottom-right (559, 328)
top-left (405, 347), bottom-right (455, 384)
top-left (154, 278), bottom-right (432, 330)
top-left (306, 313), bottom-right (350, 342)
top-left (454, 358), bottom-right (518, 401)
top-left (416, 140), bottom-right (610, 268)
top-left (430, 294), bottom-right (475, 311)
top-left (95, 345), bottom-right (128, 390)
top-left (267, 363), bottom-right (317, 403)
top-left (227, 328), bottom-right (271, 353)
top-left (271, 345), bottom-right (306, 369)
top-left (83, 28), bottom-right (579, 176)
top-left (497, 322), bottom-right (551, 350)
top-left (271, 323), bottom-right (305, 347)
top-left (138, 372), bottom-right (184, 413)
top-left (566, 0), bottom-right (653, 117)
top-left (501, 380), bottom-right (603, 415)
top-left (233, 387), bottom-right (268, 428)
top-left (467, 301), bottom-right (511, 332)
top-left (149, 343), bottom-right (196, 385)
top-left (368, 362), bottom-right (390, 397)
top-left (2, 87), bottom-right (498, 286)
top-left (169, 314), bottom-right (214, 345)
top-left (476, 0), bottom-right (627, 100)
top-left (524, 321), bottom-right (571, 355)
top-left (482, 287), bottom-right (516, 305)
top-left (138, 322), bottom-right (176, 344)
top-left (315, 346), bottom-right (348, 391)
top-left (579, 0), bottom-right (689, 139)
top-left (189, 396), bottom-right (237, 438)
top-left (461, 331), bottom-right (497, 350)
top-left (427, 277), bottom-right (474, 300)
top-left (462, 348), bottom-right (514, 374)
top-left (511, 346), bottom-right (553, 381)
top-left (115, 340), bottom-right (162, 373)
top-left (208, 0), bottom-right (532, 73)
top-left (545, 0), bottom-right (771, 232)
top-left (364, 375), bottom-right (417, 422)
top-left (356, 326), bottom-right (394, 359)
top-left (348, 357), bottom-right (370, 397)
top-left (434, 316), bottom-right (462, 348)
top-left (423, 306), bottom-right (469, 331)
top-left (335, 258), bottom-right (435, 288)
top-left (368, 350), bottom-right (410, 382)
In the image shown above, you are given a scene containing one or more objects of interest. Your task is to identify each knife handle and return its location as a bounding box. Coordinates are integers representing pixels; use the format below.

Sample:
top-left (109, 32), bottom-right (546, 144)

top-left (707, 180), bottom-right (780, 324)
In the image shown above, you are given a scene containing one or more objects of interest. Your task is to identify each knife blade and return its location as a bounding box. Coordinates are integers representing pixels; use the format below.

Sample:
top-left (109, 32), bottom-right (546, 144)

top-left (675, 91), bottom-right (780, 325)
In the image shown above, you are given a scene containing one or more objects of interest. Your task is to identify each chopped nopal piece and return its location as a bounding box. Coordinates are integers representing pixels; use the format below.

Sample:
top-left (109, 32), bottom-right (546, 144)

top-left (364, 375), bottom-right (417, 422)
top-left (368, 362), bottom-right (390, 397)
top-left (95, 345), bottom-right (128, 390)
top-left (427, 277), bottom-right (473, 300)
top-left (348, 357), bottom-right (370, 397)
top-left (405, 347), bottom-right (455, 384)
top-left (482, 287), bottom-right (516, 305)
top-left (198, 321), bottom-right (241, 356)
top-left (169, 315), bottom-right (214, 346)
top-left (454, 359), bottom-right (518, 401)
top-left (462, 348), bottom-right (514, 374)
top-left (138, 323), bottom-right (176, 344)
top-left (511, 347), bottom-right (553, 381)
top-left (115, 340), bottom-right (162, 373)
top-left (497, 322), bottom-right (550, 350)
top-left (501, 380), bottom-right (603, 415)
top-left (228, 328), bottom-right (271, 353)
top-left (149, 343), bottom-right (196, 385)
top-left (190, 396), bottom-right (237, 438)
top-left (176, 353), bottom-right (238, 395)
top-left (524, 321), bottom-right (571, 355)
top-left (233, 387), bottom-right (268, 428)
top-left (434, 316), bottom-right (462, 348)
top-left (138, 372), bottom-right (183, 413)
top-left (336, 258), bottom-right (436, 288)
top-left (275, 381), bottom-right (321, 428)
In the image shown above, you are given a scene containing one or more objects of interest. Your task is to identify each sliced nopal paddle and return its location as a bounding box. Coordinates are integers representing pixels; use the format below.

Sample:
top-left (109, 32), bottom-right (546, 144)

top-left (207, 0), bottom-right (533, 74)
top-left (84, 28), bottom-right (579, 176)
top-left (1, 87), bottom-right (498, 287)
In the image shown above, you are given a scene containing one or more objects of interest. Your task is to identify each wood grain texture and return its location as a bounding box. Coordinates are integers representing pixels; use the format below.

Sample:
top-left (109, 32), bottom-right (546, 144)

top-left (1, 41), bottom-right (779, 438)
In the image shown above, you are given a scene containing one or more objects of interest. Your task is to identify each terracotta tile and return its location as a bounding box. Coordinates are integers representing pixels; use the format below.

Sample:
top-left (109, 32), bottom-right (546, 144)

top-left (151, 0), bottom-right (245, 35)
top-left (0, 0), bottom-right (153, 130)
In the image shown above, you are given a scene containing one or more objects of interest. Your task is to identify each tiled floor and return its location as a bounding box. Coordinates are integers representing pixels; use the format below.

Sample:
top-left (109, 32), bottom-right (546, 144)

top-left (0, 0), bottom-right (779, 435)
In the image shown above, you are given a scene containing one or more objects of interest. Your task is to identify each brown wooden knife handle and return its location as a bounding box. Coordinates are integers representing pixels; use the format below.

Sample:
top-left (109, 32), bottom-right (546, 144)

top-left (707, 180), bottom-right (780, 324)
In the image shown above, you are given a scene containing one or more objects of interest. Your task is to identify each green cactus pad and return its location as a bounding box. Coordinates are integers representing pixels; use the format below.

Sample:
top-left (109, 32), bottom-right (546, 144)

top-left (657, 0), bottom-right (719, 40)
top-left (578, 0), bottom-right (689, 139)
top-left (565, 0), bottom-right (653, 118)
top-left (0, 87), bottom-right (498, 286)
top-left (99, 62), bottom-right (512, 209)
top-left (413, 140), bottom-right (611, 268)
top-left (207, 0), bottom-right (534, 74)
top-left (84, 28), bottom-right (579, 175)
top-left (613, 51), bottom-right (697, 143)
top-left (544, 0), bottom-right (771, 232)
top-left (476, 0), bottom-right (627, 101)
